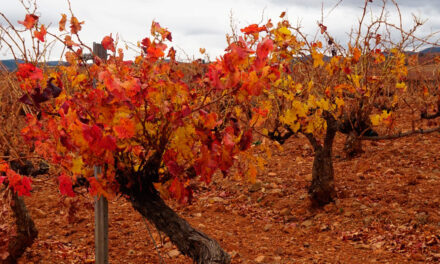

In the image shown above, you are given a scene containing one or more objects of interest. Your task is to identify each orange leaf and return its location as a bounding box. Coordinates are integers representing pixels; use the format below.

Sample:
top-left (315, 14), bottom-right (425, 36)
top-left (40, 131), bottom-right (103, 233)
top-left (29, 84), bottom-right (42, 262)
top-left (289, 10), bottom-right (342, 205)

top-left (319, 23), bottom-right (327, 34)
top-left (64, 35), bottom-right (78, 48)
top-left (113, 118), bottom-right (136, 139)
top-left (18, 14), bottom-right (39, 29)
top-left (70, 16), bottom-right (84, 34)
top-left (146, 45), bottom-right (165, 59)
top-left (59, 14), bottom-right (67, 31)
top-left (34, 25), bottom-right (47, 42)
top-left (151, 21), bottom-right (172, 41)
top-left (101, 34), bottom-right (115, 52)
top-left (167, 47), bottom-right (176, 61)
top-left (202, 112), bottom-right (219, 129)
top-left (353, 47), bottom-right (361, 62)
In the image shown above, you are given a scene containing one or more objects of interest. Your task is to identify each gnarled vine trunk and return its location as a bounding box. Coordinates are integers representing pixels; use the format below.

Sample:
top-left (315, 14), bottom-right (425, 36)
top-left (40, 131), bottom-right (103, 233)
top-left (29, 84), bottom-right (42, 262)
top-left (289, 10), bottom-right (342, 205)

top-left (343, 131), bottom-right (363, 158)
top-left (309, 144), bottom-right (335, 206)
top-left (306, 112), bottom-right (338, 207)
top-left (117, 166), bottom-right (230, 264)
top-left (129, 185), bottom-right (230, 264)
top-left (5, 192), bottom-right (38, 264)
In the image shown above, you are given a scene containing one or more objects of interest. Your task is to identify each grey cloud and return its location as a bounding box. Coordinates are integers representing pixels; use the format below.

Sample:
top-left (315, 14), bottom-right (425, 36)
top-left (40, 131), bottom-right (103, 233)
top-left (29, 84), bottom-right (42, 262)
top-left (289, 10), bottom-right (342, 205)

top-left (1, 0), bottom-right (439, 61)
top-left (267, 0), bottom-right (438, 8)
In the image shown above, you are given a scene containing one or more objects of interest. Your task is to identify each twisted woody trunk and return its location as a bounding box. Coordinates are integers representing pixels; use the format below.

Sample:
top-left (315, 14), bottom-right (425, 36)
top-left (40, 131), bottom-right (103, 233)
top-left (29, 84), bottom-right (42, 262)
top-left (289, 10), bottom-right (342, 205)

top-left (116, 153), bottom-right (230, 264)
top-left (304, 112), bottom-right (338, 207)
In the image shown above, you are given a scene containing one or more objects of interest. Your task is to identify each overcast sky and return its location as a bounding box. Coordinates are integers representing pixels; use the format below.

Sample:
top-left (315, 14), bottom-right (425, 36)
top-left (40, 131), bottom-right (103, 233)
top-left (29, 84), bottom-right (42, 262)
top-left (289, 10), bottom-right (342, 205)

top-left (1, 0), bottom-right (440, 61)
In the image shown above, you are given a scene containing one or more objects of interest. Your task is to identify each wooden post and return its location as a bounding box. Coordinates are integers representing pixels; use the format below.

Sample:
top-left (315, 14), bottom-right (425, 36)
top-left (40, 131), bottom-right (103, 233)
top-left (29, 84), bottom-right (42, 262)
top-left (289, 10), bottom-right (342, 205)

top-left (94, 166), bottom-right (108, 264)
top-left (92, 42), bottom-right (108, 264)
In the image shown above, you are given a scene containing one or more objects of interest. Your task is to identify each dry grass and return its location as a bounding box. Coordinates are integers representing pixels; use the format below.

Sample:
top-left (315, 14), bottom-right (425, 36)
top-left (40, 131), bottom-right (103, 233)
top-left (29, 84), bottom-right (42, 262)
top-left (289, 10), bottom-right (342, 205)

top-left (0, 63), bottom-right (32, 161)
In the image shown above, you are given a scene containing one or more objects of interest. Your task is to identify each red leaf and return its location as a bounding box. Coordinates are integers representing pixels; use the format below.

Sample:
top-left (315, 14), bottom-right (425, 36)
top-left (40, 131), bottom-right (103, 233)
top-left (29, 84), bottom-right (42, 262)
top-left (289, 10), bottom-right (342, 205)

top-left (163, 150), bottom-right (184, 177)
top-left (18, 14), bottom-right (39, 29)
top-left (141, 37), bottom-right (151, 48)
top-left (16, 63), bottom-right (43, 81)
top-left (7, 170), bottom-right (32, 196)
top-left (343, 67), bottom-right (351, 75)
top-left (17, 176), bottom-right (32, 196)
top-left (99, 135), bottom-right (117, 151)
top-left (238, 130), bottom-right (253, 151)
top-left (256, 37), bottom-right (273, 59)
top-left (0, 176), bottom-right (5, 185)
top-left (375, 34), bottom-right (381, 45)
top-left (101, 35), bottom-right (115, 52)
top-left (34, 25), bottom-right (47, 42)
top-left (169, 178), bottom-right (192, 204)
top-left (222, 132), bottom-right (235, 148)
top-left (254, 37), bottom-right (273, 70)
top-left (58, 174), bottom-right (75, 197)
top-left (241, 24), bottom-right (267, 35)
top-left (82, 124), bottom-right (103, 144)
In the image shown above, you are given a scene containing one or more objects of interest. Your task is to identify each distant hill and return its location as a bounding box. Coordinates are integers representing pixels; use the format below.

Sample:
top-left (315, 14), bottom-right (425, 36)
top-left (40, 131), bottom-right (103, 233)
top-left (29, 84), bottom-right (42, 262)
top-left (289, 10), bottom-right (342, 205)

top-left (0, 59), bottom-right (23, 71)
top-left (0, 59), bottom-right (67, 71)
top-left (419, 47), bottom-right (440, 54)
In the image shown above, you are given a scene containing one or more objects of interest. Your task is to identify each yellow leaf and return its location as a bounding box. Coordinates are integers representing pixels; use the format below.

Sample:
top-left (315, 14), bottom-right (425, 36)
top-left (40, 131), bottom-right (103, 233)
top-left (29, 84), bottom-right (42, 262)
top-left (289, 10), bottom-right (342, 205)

top-left (73, 74), bottom-right (87, 87)
top-left (335, 97), bottom-right (344, 108)
top-left (290, 122), bottom-right (300, 132)
top-left (278, 27), bottom-right (291, 35)
top-left (350, 74), bottom-right (361, 88)
top-left (72, 156), bottom-right (84, 175)
top-left (234, 106), bottom-right (243, 119)
top-left (370, 114), bottom-right (381, 126)
top-left (312, 50), bottom-right (324, 68)
top-left (396, 82), bottom-right (406, 90)
top-left (305, 121), bottom-right (315, 134)
top-left (317, 99), bottom-right (330, 111)
top-left (307, 81), bottom-right (314, 91)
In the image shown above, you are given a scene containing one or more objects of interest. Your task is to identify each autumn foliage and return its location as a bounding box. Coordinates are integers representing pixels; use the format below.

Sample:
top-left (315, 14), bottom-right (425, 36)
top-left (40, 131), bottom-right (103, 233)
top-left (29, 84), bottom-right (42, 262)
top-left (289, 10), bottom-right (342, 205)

top-left (1, 1), bottom-right (440, 262)
top-left (3, 15), bottom-right (257, 208)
